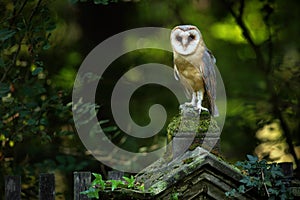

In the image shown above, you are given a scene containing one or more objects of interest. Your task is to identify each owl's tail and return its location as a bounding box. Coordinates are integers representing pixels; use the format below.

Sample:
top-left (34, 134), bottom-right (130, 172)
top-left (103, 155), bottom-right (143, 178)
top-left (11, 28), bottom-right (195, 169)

top-left (211, 103), bottom-right (219, 117)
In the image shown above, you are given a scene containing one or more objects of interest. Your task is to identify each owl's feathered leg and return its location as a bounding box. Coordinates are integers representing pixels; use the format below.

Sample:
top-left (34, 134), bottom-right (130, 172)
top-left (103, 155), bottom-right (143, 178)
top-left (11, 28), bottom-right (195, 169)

top-left (196, 91), bottom-right (209, 114)
top-left (185, 92), bottom-right (197, 107)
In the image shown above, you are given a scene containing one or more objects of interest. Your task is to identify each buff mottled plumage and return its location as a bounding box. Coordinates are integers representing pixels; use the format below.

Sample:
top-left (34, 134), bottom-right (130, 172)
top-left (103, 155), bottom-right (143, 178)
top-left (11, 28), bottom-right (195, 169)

top-left (170, 25), bottom-right (219, 117)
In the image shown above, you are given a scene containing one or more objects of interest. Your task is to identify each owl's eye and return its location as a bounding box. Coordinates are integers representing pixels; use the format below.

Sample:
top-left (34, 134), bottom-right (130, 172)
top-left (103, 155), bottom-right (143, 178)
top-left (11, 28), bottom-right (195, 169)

top-left (176, 35), bottom-right (182, 42)
top-left (188, 34), bottom-right (195, 42)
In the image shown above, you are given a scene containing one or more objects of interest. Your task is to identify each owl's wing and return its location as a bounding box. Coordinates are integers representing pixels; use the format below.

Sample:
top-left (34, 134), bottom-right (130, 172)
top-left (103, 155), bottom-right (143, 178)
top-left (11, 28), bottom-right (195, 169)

top-left (174, 64), bottom-right (193, 99)
top-left (174, 64), bottom-right (180, 81)
top-left (201, 48), bottom-right (219, 116)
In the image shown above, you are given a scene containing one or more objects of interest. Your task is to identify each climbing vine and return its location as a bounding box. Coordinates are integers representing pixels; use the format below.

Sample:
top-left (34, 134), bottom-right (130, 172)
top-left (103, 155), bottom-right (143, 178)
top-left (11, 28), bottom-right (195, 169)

top-left (226, 155), bottom-right (293, 199)
top-left (81, 173), bottom-right (145, 199)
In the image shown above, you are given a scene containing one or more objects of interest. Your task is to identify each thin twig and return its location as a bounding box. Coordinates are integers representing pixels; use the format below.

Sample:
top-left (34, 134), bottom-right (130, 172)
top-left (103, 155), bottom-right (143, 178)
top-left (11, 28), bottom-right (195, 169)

top-left (8, 0), bottom-right (29, 27)
top-left (0, 0), bottom-right (43, 83)
top-left (261, 169), bottom-right (270, 197)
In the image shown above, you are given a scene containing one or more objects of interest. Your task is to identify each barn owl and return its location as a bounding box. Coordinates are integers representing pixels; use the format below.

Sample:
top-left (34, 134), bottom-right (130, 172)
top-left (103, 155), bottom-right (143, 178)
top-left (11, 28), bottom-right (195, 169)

top-left (170, 25), bottom-right (219, 117)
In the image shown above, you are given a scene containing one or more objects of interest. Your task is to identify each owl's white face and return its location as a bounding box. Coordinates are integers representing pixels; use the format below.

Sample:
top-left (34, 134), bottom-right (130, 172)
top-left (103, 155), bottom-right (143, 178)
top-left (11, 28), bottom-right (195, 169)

top-left (170, 25), bottom-right (202, 56)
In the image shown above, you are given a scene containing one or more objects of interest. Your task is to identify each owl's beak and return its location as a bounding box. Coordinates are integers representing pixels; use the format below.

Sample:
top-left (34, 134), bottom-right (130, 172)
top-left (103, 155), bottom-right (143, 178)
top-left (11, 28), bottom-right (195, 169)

top-left (182, 38), bottom-right (189, 49)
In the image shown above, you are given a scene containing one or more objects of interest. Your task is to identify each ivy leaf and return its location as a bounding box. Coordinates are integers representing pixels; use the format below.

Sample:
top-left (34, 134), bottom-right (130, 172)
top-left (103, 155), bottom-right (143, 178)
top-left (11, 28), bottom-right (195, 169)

top-left (268, 188), bottom-right (279, 196)
top-left (225, 188), bottom-right (237, 197)
top-left (108, 180), bottom-right (124, 191)
top-left (265, 180), bottom-right (272, 187)
top-left (270, 166), bottom-right (284, 178)
top-left (275, 180), bottom-right (283, 186)
top-left (246, 154), bottom-right (258, 163)
top-left (171, 192), bottom-right (179, 200)
top-left (238, 185), bottom-right (246, 193)
top-left (92, 173), bottom-right (105, 190)
top-left (123, 175), bottom-right (135, 188)
top-left (80, 187), bottom-right (100, 199)
top-left (235, 161), bottom-right (243, 167)
top-left (137, 184), bottom-right (145, 192)
top-left (240, 177), bottom-right (249, 184)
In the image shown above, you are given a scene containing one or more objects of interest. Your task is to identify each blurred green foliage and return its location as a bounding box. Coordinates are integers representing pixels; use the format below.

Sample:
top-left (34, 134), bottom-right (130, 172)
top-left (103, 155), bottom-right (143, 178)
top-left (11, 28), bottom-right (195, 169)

top-left (0, 0), bottom-right (299, 198)
top-left (0, 0), bottom-right (96, 198)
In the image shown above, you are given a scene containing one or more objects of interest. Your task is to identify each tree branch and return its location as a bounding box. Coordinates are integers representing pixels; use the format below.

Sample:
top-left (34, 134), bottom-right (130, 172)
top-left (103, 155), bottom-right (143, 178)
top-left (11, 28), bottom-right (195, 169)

top-left (221, 0), bottom-right (265, 70)
top-left (222, 0), bottom-right (299, 170)
top-left (261, 169), bottom-right (270, 197)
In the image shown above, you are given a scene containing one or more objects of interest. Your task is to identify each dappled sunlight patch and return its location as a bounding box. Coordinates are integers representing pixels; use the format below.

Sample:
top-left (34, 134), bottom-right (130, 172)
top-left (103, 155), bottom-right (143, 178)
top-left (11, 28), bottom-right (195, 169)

top-left (210, 19), bottom-right (246, 44)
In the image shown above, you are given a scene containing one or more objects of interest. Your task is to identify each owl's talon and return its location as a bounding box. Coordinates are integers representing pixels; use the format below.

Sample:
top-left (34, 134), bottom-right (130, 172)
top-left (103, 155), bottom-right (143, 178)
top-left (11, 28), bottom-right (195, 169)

top-left (184, 92), bottom-right (197, 107)
top-left (195, 105), bottom-right (209, 115)
top-left (185, 102), bottom-right (196, 107)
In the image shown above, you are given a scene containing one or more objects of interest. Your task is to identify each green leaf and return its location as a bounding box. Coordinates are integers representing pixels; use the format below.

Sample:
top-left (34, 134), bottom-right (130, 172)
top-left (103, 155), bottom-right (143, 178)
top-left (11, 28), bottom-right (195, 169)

top-left (80, 187), bottom-right (100, 199)
top-left (123, 175), bottom-right (135, 188)
top-left (246, 154), bottom-right (258, 163)
top-left (43, 43), bottom-right (51, 50)
top-left (92, 173), bottom-right (103, 181)
top-left (238, 185), bottom-right (246, 193)
top-left (108, 180), bottom-right (124, 191)
top-left (270, 166), bottom-right (284, 178)
top-left (91, 173), bottom-right (106, 190)
top-left (32, 67), bottom-right (43, 76)
top-left (240, 177), bottom-right (250, 184)
top-left (235, 161), bottom-right (243, 167)
top-left (265, 180), bottom-right (272, 187)
top-left (225, 188), bottom-right (237, 197)
top-left (0, 29), bottom-right (16, 41)
top-left (171, 192), bottom-right (179, 200)
top-left (137, 184), bottom-right (145, 192)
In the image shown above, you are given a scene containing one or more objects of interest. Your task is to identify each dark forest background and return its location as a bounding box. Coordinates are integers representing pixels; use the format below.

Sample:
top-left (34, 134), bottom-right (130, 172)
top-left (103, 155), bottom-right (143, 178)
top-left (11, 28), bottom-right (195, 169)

top-left (0, 0), bottom-right (299, 198)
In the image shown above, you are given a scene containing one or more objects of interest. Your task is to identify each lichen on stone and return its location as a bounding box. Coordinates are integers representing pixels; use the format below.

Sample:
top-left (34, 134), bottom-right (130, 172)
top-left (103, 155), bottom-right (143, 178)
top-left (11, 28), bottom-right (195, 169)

top-left (148, 181), bottom-right (168, 195)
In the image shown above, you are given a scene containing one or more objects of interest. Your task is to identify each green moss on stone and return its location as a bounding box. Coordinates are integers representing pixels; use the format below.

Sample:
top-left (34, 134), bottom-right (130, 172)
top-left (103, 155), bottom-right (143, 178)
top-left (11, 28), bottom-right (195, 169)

top-left (167, 112), bottom-right (220, 142)
top-left (173, 173), bottom-right (181, 180)
top-left (188, 143), bottom-right (199, 151)
top-left (182, 157), bottom-right (194, 164)
top-left (186, 159), bottom-right (203, 171)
